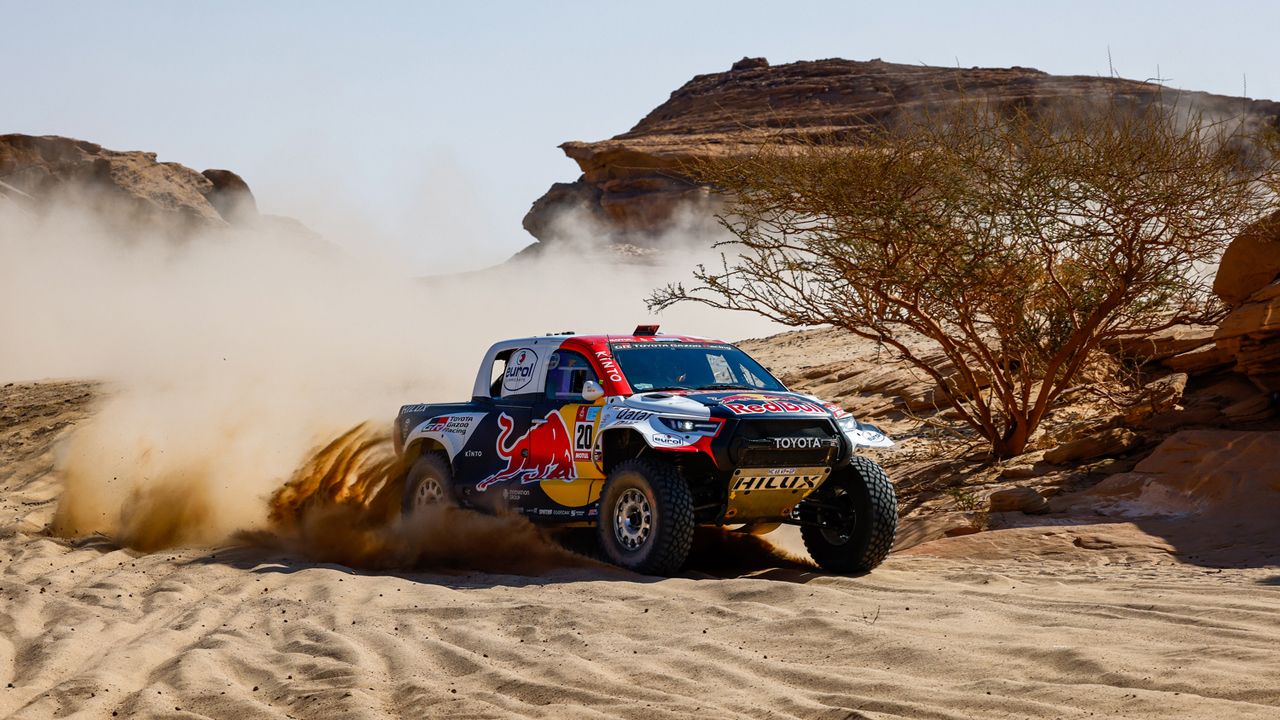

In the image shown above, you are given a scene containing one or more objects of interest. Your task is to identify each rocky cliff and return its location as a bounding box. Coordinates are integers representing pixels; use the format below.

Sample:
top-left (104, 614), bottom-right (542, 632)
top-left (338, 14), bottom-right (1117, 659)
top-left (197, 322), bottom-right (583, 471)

top-left (525, 57), bottom-right (1280, 249)
top-left (0, 134), bottom-right (311, 240)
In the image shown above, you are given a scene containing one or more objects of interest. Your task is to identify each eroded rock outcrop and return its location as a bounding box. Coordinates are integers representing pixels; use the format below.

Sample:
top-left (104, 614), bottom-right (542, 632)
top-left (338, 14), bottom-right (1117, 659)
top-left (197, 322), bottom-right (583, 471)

top-left (1081, 429), bottom-right (1280, 518)
top-left (1213, 213), bottom-right (1280, 393)
top-left (525, 57), bottom-right (1280, 249)
top-left (0, 134), bottom-right (267, 235)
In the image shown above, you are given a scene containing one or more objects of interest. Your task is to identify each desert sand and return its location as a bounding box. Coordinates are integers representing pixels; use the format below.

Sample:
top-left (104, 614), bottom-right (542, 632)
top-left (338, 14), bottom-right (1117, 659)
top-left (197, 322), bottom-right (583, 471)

top-left (1, 381), bottom-right (1277, 719)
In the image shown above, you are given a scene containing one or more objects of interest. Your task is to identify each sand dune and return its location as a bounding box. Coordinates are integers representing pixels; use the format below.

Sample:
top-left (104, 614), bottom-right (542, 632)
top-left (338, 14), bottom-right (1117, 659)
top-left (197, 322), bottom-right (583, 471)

top-left (2, 382), bottom-right (1278, 719)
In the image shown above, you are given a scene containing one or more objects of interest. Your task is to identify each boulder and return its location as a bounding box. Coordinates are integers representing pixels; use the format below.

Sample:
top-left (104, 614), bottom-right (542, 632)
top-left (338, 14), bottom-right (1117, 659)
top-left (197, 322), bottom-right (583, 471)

top-left (1123, 372), bottom-right (1188, 424)
top-left (201, 168), bottom-right (257, 223)
top-left (1214, 281), bottom-right (1280, 391)
top-left (987, 487), bottom-right (1049, 514)
top-left (1213, 211), bottom-right (1280, 306)
top-left (1043, 427), bottom-right (1139, 464)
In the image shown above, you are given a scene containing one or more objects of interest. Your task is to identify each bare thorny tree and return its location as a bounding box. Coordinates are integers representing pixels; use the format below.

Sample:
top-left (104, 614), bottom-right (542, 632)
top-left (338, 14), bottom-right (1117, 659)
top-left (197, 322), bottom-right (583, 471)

top-left (651, 97), bottom-right (1280, 458)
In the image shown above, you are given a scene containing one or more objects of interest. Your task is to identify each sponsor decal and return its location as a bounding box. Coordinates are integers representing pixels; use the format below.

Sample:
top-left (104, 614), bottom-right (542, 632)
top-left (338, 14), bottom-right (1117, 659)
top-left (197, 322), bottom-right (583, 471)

top-left (422, 415), bottom-right (478, 437)
top-left (441, 417), bottom-right (476, 435)
top-left (822, 401), bottom-right (851, 419)
top-left (594, 350), bottom-right (624, 384)
top-left (401, 403), bottom-right (433, 413)
top-left (573, 420), bottom-right (595, 461)
top-left (503, 348), bottom-right (539, 393)
top-left (719, 393), bottom-right (829, 416)
top-left (731, 475), bottom-right (820, 492)
top-left (611, 342), bottom-right (733, 351)
top-left (612, 408), bottom-right (652, 423)
top-left (477, 410), bottom-right (576, 490)
top-left (650, 433), bottom-right (685, 447)
top-left (772, 437), bottom-right (833, 450)
top-left (575, 405), bottom-right (602, 422)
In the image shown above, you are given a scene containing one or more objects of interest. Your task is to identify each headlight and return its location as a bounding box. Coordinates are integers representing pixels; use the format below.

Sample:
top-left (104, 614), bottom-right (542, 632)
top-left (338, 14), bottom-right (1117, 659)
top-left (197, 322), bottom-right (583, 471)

top-left (657, 416), bottom-right (721, 435)
top-left (837, 416), bottom-right (859, 432)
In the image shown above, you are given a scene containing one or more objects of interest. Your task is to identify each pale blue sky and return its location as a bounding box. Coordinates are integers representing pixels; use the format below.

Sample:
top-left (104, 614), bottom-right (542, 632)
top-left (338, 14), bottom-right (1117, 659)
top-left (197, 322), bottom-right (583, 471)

top-left (5, 1), bottom-right (1278, 270)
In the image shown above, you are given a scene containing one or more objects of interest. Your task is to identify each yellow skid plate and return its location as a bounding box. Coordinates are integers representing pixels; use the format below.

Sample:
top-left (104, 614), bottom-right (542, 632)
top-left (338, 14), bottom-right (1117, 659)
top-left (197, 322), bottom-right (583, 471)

top-left (725, 466), bottom-right (831, 522)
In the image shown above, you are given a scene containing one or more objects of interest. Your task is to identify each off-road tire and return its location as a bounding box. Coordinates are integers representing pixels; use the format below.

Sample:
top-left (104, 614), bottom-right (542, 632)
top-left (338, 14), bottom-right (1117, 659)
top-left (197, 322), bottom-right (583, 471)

top-left (597, 458), bottom-right (694, 575)
top-left (401, 451), bottom-right (454, 518)
top-left (800, 456), bottom-right (897, 574)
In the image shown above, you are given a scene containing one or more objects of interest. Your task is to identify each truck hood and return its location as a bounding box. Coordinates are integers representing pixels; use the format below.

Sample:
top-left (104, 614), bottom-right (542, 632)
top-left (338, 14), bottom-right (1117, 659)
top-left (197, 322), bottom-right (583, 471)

top-left (624, 389), bottom-right (833, 417)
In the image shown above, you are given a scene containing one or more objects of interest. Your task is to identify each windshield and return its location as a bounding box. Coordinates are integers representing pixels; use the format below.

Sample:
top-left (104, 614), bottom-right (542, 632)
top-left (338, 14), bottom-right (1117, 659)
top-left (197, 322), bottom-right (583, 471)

top-left (610, 341), bottom-right (786, 393)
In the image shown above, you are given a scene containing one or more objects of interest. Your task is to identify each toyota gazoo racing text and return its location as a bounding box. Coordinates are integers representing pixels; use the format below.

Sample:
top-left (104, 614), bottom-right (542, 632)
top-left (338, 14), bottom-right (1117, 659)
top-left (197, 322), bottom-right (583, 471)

top-left (393, 327), bottom-right (898, 575)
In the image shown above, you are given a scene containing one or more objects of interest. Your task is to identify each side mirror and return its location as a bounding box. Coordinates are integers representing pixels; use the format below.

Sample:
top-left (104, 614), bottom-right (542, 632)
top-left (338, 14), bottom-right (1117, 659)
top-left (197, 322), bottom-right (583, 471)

top-left (581, 380), bottom-right (604, 402)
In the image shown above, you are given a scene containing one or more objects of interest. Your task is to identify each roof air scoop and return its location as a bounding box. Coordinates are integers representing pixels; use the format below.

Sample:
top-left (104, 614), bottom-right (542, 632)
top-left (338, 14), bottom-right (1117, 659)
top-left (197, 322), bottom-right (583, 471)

top-left (634, 324), bottom-right (660, 336)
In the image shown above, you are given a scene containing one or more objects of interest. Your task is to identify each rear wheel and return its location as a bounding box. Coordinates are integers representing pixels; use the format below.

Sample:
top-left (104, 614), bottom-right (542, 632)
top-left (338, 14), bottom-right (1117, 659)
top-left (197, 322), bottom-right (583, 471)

top-left (401, 451), bottom-right (454, 518)
top-left (799, 456), bottom-right (897, 573)
top-left (596, 458), bottom-right (694, 575)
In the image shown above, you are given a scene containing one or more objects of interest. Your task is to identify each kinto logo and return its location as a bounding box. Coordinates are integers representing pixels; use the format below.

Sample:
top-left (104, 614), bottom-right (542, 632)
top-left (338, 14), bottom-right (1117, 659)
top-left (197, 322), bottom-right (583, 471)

top-left (773, 436), bottom-right (828, 450)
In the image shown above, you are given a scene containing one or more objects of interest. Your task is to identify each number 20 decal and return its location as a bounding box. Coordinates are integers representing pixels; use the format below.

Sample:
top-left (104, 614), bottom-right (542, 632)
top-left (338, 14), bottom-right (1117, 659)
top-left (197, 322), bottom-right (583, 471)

top-left (574, 422), bottom-right (594, 450)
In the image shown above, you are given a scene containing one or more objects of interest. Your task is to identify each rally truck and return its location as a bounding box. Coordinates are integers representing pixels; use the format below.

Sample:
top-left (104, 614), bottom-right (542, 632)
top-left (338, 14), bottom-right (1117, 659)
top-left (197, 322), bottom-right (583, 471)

top-left (393, 326), bottom-right (897, 575)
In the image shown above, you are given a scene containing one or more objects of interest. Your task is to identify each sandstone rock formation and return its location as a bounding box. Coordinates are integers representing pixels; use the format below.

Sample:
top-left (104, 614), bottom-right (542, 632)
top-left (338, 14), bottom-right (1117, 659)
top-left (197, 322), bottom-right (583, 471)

top-left (1083, 429), bottom-right (1280, 518)
top-left (525, 57), bottom-right (1280, 249)
top-left (1213, 211), bottom-right (1280, 306)
top-left (987, 486), bottom-right (1049, 514)
top-left (0, 134), bottom-right (266, 235)
top-left (1043, 427), bottom-right (1140, 465)
top-left (201, 168), bottom-right (258, 223)
top-left (1213, 213), bottom-right (1280, 393)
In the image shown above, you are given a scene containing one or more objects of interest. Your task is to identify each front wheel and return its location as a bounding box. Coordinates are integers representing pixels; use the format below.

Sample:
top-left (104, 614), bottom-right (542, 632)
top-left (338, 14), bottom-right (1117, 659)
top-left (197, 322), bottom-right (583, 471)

top-left (799, 456), bottom-right (897, 574)
top-left (596, 458), bottom-right (694, 575)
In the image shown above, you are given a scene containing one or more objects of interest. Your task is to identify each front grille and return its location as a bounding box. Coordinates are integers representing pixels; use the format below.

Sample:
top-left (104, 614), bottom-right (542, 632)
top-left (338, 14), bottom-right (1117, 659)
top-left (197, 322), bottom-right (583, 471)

top-left (729, 419), bottom-right (839, 468)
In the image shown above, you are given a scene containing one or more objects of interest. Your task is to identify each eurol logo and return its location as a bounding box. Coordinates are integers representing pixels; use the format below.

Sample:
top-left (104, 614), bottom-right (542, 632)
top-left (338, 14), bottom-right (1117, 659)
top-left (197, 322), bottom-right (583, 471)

top-left (720, 393), bottom-right (827, 416)
top-left (503, 348), bottom-right (538, 392)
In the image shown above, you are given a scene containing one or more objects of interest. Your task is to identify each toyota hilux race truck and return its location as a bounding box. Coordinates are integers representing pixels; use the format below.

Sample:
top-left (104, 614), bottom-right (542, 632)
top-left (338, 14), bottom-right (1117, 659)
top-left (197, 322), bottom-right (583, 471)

top-left (393, 327), bottom-right (897, 575)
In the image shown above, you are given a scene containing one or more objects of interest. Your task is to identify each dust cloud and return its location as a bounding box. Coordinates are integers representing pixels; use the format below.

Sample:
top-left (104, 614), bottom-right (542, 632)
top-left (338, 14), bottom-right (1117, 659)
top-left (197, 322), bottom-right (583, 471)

top-left (253, 423), bottom-right (599, 573)
top-left (1, 194), bottom-right (779, 572)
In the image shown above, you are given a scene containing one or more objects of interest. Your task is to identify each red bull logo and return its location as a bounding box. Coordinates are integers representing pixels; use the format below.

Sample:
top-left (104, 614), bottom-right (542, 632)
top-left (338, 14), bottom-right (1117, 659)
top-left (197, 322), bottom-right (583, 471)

top-left (476, 410), bottom-right (576, 490)
top-left (720, 393), bottom-right (827, 416)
